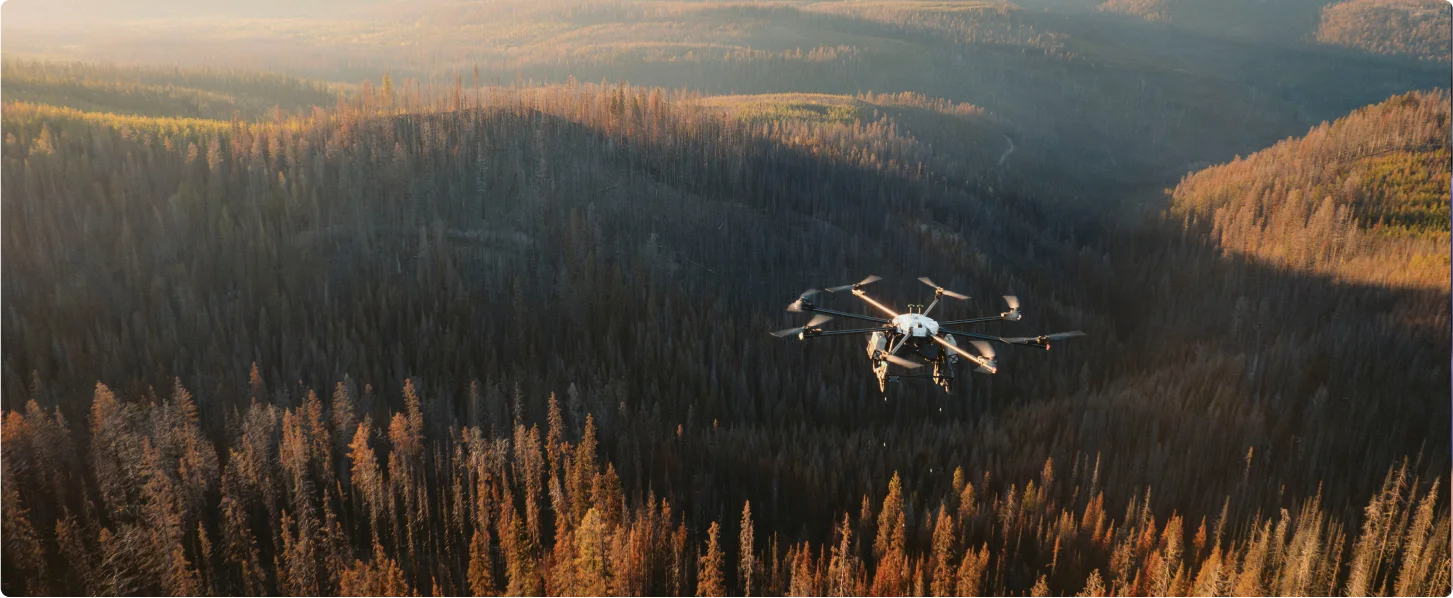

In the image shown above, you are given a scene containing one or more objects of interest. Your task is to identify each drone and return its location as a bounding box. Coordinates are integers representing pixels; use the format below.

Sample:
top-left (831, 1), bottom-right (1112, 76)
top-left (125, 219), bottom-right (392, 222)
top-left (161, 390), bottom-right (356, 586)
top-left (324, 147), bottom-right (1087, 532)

top-left (772, 276), bottom-right (1085, 393)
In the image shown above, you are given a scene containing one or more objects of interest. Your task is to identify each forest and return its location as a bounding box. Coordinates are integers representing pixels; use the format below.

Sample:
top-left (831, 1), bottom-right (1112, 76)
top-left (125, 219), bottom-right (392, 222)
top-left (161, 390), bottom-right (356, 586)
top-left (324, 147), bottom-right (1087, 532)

top-left (1, 0), bottom-right (1450, 596)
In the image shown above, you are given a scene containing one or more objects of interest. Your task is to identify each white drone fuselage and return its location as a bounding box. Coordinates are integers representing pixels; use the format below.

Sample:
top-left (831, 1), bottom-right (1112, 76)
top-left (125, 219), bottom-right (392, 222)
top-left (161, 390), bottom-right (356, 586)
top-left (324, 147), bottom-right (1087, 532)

top-left (873, 313), bottom-right (956, 359)
top-left (891, 313), bottom-right (939, 337)
top-left (867, 313), bottom-right (967, 393)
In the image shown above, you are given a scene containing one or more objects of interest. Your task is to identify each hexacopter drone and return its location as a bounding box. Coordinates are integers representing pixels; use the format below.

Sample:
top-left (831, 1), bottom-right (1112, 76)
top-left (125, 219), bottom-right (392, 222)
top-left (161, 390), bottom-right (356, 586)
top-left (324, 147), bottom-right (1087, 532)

top-left (772, 276), bottom-right (1085, 393)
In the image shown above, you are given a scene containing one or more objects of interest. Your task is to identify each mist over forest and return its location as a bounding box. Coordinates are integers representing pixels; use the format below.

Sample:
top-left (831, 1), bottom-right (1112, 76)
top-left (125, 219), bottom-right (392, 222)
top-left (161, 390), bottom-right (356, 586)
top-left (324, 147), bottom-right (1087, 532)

top-left (1, 1), bottom-right (1449, 596)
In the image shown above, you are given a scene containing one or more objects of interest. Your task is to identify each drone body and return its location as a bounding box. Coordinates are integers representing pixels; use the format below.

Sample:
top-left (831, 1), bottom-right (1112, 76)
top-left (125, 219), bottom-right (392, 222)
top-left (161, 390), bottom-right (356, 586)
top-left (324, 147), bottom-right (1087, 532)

top-left (772, 276), bottom-right (1085, 393)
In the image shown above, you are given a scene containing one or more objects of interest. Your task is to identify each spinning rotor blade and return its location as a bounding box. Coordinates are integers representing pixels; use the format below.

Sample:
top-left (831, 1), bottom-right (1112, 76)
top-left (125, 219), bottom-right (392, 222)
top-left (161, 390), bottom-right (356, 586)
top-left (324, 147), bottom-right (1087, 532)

top-left (786, 289), bottom-right (822, 312)
top-left (881, 353), bottom-right (922, 369)
top-left (969, 340), bottom-right (996, 359)
top-left (1012, 331), bottom-right (1087, 342)
top-left (1002, 330), bottom-right (1086, 349)
top-left (932, 335), bottom-right (977, 360)
top-left (918, 277), bottom-right (968, 300)
top-left (826, 275), bottom-right (882, 293)
top-left (771, 314), bottom-right (833, 338)
top-left (999, 295), bottom-right (1023, 321)
top-left (936, 335), bottom-right (997, 373)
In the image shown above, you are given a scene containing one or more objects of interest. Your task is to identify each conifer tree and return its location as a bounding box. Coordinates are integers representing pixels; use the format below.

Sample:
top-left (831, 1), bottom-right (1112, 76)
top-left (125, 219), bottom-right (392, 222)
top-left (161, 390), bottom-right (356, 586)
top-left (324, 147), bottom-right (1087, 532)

top-left (467, 529), bottom-right (496, 597)
top-left (740, 501), bottom-right (756, 597)
top-left (929, 505), bottom-right (956, 597)
top-left (576, 507), bottom-right (609, 596)
top-left (1078, 569), bottom-right (1107, 597)
top-left (827, 514), bottom-right (859, 597)
top-left (697, 521), bottom-right (725, 597)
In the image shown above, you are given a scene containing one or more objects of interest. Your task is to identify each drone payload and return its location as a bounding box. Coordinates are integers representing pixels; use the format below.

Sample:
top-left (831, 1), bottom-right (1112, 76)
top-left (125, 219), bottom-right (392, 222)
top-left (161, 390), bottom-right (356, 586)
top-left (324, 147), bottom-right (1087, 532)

top-left (773, 276), bottom-right (1084, 393)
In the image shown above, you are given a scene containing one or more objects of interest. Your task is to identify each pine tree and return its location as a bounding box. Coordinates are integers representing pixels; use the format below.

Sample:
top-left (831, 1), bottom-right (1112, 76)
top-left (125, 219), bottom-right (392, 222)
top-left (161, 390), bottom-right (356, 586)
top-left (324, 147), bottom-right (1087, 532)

top-left (740, 501), bottom-right (756, 597)
top-left (331, 381), bottom-right (358, 456)
top-left (1031, 574), bottom-right (1051, 597)
top-left (697, 521), bottom-right (725, 597)
top-left (827, 514), bottom-right (858, 597)
top-left (929, 505), bottom-right (956, 597)
top-left (955, 544), bottom-right (988, 596)
top-left (576, 507), bottom-right (609, 596)
top-left (467, 529), bottom-right (496, 597)
top-left (1077, 569), bottom-right (1107, 597)
top-left (872, 472), bottom-right (908, 595)
top-left (347, 420), bottom-right (382, 536)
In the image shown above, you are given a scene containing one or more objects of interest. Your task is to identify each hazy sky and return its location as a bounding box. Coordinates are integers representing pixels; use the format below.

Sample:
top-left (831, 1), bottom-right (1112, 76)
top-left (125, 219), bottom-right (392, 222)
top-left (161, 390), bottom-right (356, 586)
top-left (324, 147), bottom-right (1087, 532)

top-left (2, 0), bottom-right (402, 29)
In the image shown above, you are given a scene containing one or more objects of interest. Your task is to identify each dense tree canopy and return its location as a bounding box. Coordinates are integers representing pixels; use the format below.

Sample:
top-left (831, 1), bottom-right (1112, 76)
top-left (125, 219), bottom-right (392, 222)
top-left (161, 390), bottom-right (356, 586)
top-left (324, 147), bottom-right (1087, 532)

top-left (0, 54), bottom-right (1448, 596)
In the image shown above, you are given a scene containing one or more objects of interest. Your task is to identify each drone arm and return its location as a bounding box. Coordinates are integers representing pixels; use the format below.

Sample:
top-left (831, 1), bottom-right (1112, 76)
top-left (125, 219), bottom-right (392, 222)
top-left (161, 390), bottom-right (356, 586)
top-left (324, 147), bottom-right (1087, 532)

top-left (935, 328), bottom-right (1010, 344)
top-left (809, 327), bottom-right (893, 337)
top-left (800, 306), bottom-right (892, 324)
top-left (850, 289), bottom-right (900, 319)
top-left (938, 315), bottom-right (1007, 326)
top-left (922, 296), bottom-right (940, 317)
top-left (938, 328), bottom-right (1082, 350)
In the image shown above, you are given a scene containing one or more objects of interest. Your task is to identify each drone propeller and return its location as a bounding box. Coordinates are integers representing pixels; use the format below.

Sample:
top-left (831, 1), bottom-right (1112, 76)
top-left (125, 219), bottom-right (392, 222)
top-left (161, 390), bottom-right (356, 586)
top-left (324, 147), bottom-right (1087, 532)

top-left (786, 289), bottom-right (822, 313)
top-left (881, 353), bottom-right (922, 369)
top-left (826, 275), bottom-right (881, 293)
top-left (1002, 295), bottom-right (1022, 321)
top-left (933, 335), bottom-right (998, 373)
top-left (771, 314), bottom-right (832, 338)
top-left (1033, 331), bottom-right (1085, 341)
top-left (918, 277), bottom-right (969, 300)
top-left (1003, 330), bottom-right (1086, 350)
top-left (969, 340), bottom-right (996, 359)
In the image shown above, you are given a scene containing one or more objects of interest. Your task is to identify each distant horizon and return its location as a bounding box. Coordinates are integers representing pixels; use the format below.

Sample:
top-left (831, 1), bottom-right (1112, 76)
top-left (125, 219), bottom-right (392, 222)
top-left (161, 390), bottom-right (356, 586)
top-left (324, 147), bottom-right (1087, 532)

top-left (1, 0), bottom-right (411, 28)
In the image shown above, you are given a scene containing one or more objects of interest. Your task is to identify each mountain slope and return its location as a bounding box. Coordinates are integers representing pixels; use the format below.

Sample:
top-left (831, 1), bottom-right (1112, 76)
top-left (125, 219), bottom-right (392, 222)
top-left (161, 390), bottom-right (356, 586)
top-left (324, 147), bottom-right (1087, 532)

top-left (1172, 90), bottom-right (1450, 289)
top-left (4, 1), bottom-right (1443, 193)
top-left (1, 60), bottom-right (338, 120)
top-left (1317, 0), bottom-right (1451, 60)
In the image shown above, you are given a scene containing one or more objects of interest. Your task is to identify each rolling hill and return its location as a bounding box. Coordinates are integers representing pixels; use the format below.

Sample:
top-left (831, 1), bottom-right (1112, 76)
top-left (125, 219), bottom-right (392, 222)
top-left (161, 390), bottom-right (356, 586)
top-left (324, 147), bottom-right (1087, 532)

top-left (1, 62), bottom-right (1448, 594)
top-left (1173, 90), bottom-right (1450, 289)
top-left (1317, 0), bottom-right (1451, 60)
top-left (0, 3), bottom-right (1449, 595)
top-left (4, 1), bottom-right (1444, 193)
top-left (1, 60), bottom-right (339, 120)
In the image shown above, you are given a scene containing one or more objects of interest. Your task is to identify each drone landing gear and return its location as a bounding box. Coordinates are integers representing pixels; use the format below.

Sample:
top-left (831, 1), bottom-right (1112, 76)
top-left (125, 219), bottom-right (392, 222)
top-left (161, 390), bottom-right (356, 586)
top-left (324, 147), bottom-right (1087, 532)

top-left (873, 355), bottom-right (891, 394)
top-left (934, 358), bottom-right (955, 394)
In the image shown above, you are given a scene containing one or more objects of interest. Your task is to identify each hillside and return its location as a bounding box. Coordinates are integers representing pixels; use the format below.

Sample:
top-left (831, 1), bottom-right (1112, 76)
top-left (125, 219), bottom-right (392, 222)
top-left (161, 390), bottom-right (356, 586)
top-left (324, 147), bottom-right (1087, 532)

top-left (1, 60), bottom-right (339, 120)
top-left (4, 1), bottom-right (1444, 192)
top-left (1031, 0), bottom-right (1334, 41)
top-left (1038, 0), bottom-right (1450, 62)
top-left (684, 92), bottom-right (1021, 187)
top-left (1, 1), bottom-right (1450, 594)
top-left (1317, 0), bottom-right (1451, 60)
top-left (1, 63), bottom-right (1449, 595)
top-left (1172, 90), bottom-right (1450, 289)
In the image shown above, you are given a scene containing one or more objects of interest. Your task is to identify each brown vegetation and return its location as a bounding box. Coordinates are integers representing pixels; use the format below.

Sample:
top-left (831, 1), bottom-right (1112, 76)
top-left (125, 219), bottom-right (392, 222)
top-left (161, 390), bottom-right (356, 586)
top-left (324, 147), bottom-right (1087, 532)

top-left (1, 382), bottom-right (1447, 595)
top-left (1, 63), bottom-right (1448, 595)
top-left (1317, 0), bottom-right (1451, 60)
top-left (1173, 90), bottom-right (1450, 289)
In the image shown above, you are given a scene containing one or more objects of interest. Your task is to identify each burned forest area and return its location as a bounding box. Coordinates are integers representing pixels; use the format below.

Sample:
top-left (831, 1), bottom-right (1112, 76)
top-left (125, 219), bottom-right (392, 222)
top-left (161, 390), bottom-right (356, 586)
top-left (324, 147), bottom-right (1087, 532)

top-left (1, 0), bottom-right (1450, 596)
